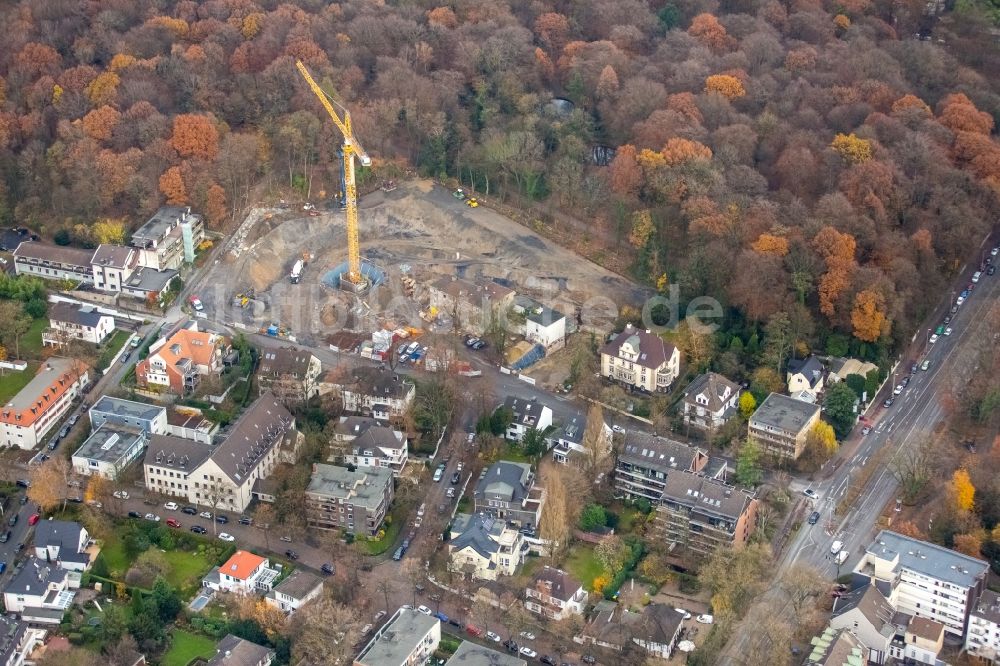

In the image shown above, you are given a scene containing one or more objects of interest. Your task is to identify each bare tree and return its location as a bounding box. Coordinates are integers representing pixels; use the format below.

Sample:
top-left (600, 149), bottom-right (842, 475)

top-left (581, 401), bottom-right (611, 474)
top-left (890, 436), bottom-right (937, 504)
top-left (777, 563), bottom-right (827, 618)
top-left (539, 465), bottom-right (571, 563)
top-left (29, 457), bottom-right (71, 513)
top-left (290, 595), bottom-right (362, 665)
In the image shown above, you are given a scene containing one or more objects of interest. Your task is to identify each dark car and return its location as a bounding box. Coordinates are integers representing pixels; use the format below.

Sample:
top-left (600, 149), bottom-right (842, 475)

top-left (582, 656), bottom-right (597, 665)
top-left (15, 479), bottom-right (29, 489)
top-left (883, 398), bottom-right (894, 408)
top-left (190, 525), bottom-right (207, 534)
top-left (285, 550), bottom-right (299, 560)
top-left (19, 496), bottom-right (27, 505)
top-left (541, 657), bottom-right (556, 666)
top-left (449, 618), bottom-right (463, 628)
top-left (215, 515), bottom-right (228, 524)
top-left (503, 640), bottom-right (518, 653)
top-left (128, 510), bottom-right (142, 518)
top-left (321, 563), bottom-right (335, 575)
top-left (989, 265), bottom-right (997, 276)
top-left (401, 539), bottom-right (410, 552)
top-left (67, 496), bottom-right (82, 503)
top-left (808, 511), bottom-right (821, 525)
top-left (15, 543), bottom-right (24, 552)
top-left (239, 516), bottom-right (253, 525)
top-left (48, 438), bottom-right (59, 451)
top-left (7, 515), bottom-right (16, 527)
top-left (451, 472), bottom-right (461, 485)
top-left (182, 506), bottom-right (198, 515)
top-left (0, 531), bottom-right (10, 543)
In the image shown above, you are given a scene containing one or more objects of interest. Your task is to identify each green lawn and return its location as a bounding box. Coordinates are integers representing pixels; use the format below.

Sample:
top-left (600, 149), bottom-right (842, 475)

top-left (162, 630), bottom-right (216, 666)
top-left (96, 330), bottom-right (131, 371)
top-left (0, 361), bottom-right (39, 405)
top-left (98, 534), bottom-right (215, 596)
top-left (565, 544), bottom-right (605, 591)
top-left (21, 317), bottom-right (47, 358)
top-left (355, 514), bottom-right (403, 556)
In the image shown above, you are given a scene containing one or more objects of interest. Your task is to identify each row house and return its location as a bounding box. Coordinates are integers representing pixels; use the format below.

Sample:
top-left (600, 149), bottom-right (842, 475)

top-left (0, 358), bottom-right (89, 450)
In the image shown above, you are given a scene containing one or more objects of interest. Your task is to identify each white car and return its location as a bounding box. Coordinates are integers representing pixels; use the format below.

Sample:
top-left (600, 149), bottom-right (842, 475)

top-left (519, 631), bottom-right (536, 640)
top-left (993, 246), bottom-right (999, 257)
top-left (189, 296), bottom-right (204, 311)
top-left (519, 648), bottom-right (538, 659)
top-left (486, 631), bottom-right (501, 643)
top-left (417, 504), bottom-right (426, 518)
top-left (113, 490), bottom-right (129, 500)
top-left (144, 513), bottom-right (160, 522)
top-left (944, 327), bottom-right (953, 336)
top-left (199, 511), bottom-right (213, 519)
top-left (164, 502), bottom-right (178, 511)
top-left (467, 432), bottom-right (475, 443)
top-left (218, 532), bottom-right (235, 542)
top-left (803, 488), bottom-right (818, 499)
top-left (696, 614), bottom-right (714, 624)
top-left (929, 334), bottom-right (939, 344)
top-left (612, 425), bottom-right (625, 433)
top-left (674, 608), bottom-right (692, 620)
top-left (446, 487), bottom-right (456, 498)
top-left (956, 296), bottom-right (965, 306)
top-left (416, 605), bottom-right (433, 616)
top-left (893, 384), bottom-right (903, 395)
top-left (456, 462), bottom-right (464, 472)
top-left (972, 271), bottom-right (982, 283)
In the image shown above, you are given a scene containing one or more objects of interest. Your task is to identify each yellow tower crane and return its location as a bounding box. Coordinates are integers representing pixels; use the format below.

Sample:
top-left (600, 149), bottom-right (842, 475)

top-left (295, 60), bottom-right (371, 287)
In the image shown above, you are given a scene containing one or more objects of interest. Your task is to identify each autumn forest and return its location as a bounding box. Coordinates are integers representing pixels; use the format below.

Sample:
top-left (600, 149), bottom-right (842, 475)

top-left (1, 0), bottom-right (999, 367)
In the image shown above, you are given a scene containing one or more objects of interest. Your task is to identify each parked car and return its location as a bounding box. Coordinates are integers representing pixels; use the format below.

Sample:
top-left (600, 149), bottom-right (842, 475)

top-left (392, 547), bottom-right (404, 561)
top-left (143, 513), bottom-right (160, 522)
top-left (696, 614), bottom-right (714, 624)
top-left (520, 631), bottom-right (536, 641)
top-left (921, 360), bottom-right (930, 371)
top-left (432, 467), bottom-right (444, 482)
top-left (416, 605), bottom-right (433, 616)
top-left (215, 515), bottom-right (229, 524)
top-left (285, 550), bottom-right (299, 560)
top-left (199, 511), bottom-right (212, 519)
top-left (67, 496), bottom-right (82, 504)
top-left (989, 265), bottom-right (997, 276)
top-left (541, 657), bottom-right (556, 666)
top-left (446, 487), bottom-right (456, 499)
top-left (374, 610), bottom-right (386, 622)
top-left (520, 648), bottom-right (538, 659)
top-left (189, 296), bottom-right (204, 311)
top-left (503, 640), bottom-right (519, 653)
top-left (182, 506), bottom-right (197, 515)
top-left (7, 515), bottom-right (16, 527)
top-left (321, 563), bottom-right (335, 575)
top-left (28, 514), bottom-right (39, 526)
top-left (165, 518), bottom-right (181, 528)
top-left (973, 271), bottom-right (982, 283)
top-left (929, 333), bottom-right (939, 344)
top-left (485, 631), bottom-right (501, 642)
top-left (127, 511), bottom-right (141, 519)
top-left (883, 397), bottom-right (894, 408)
top-left (466, 625), bottom-right (484, 637)
top-left (0, 531), bottom-right (10, 543)
top-left (113, 490), bottom-right (129, 500)
top-left (674, 608), bottom-right (692, 620)
top-left (239, 516), bottom-right (252, 525)
top-left (803, 488), bottom-right (818, 499)
top-left (190, 525), bottom-right (207, 534)
top-left (807, 511), bottom-right (821, 525)
top-left (163, 502), bottom-right (178, 511)
top-left (0, 561), bottom-right (6, 574)
top-left (217, 533), bottom-right (235, 542)
top-left (582, 656), bottom-right (596, 665)
top-left (279, 536), bottom-right (292, 543)
top-left (862, 425), bottom-right (871, 435)
top-left (944, 326), bottom-right (953, 336)
top-left (436, 612), bottom-right (449, 623)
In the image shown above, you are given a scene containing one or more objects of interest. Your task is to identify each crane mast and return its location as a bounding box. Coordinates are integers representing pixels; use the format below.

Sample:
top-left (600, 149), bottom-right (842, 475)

top-left (295, 60), bottom-right (370, 287)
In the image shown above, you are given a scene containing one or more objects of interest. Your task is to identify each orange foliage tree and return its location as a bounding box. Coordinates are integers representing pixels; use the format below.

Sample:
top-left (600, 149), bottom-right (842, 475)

top-left (108, 53), bottom-right (137, 73)
top-left (953, 532), bottom-right (984, 559)
top-left (949, 468), bottom-right (975, 512)
top-left (241, 13), bottom-right (265, 39)
top-left (911, 228), bottom-right (933, 253)
top-left (609, 144), bottom-right (642, 197)
top-left (705, 74), bottom-right (746, 99)
top-left (687, 13), bottom-right (731, 52)
top-left (534, 13), bottom-right (571, 52)
top-left (596, 65), bottom-right (620, 98)
top-left (206, 183), bottom-right (227, 226)
top-left (159, 166), bottom-right (187, 204)
top-left (666, 93), bottom-right (704, 125)
top-left (851, 289), bottom-right (888, 341)
top-left (833, 14), bottom-right (851, 31)
top-left (830, 133), bottom-right (873, 163)
top-left (81, 105), bottom-right (121, 142)
top-left (785, 47), bottom-right (817, 72)
top-left (427, 7), bottom-right (458, 29)
top-left (751, 233), bottom-right (789, 256)
top-left (170, 114), bottom-right (219, 160)
top-left (891, 94), bottom-right (931, 117)
top-left (812, 226), bottom-right (857, 318)
top-left (938, 93), bottom-right (994, 135)
top-left (660, 138), bottom-right (712, 166)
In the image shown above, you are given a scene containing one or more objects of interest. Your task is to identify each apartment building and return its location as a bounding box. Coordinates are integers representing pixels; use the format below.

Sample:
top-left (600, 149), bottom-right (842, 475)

top-left (71, 424), bottom-right (148, 479)
top-left (0, 358), bottom-right (89, 450)
top-left (966, 589), bottom-right (1000, 663)
top-left (89, 396), bottom-right (167, 435)
top-left (143, 393), bottom-right (297, 513)
top-left (680, 372), bottom-right (741, 432)
top-left (135, 320), bottom-right (230, 395)
top-left (854, 530), bottom-right (989, 638)
top-left (747, 392), bottom-right (822, 460)
top-left (474, 461), bottom-right (545, 530)
top-left (446, 643), bottom-right (526, 666)
top-left (805, 627), bottom-right (869, 666)
top-left (12, 242), bottom-right (94, 284)
top-left (0, 615), bottom-right (47, 666)
top-left (599, 324), bottom-right (680, 393)
top-left (502, 396), bottom-right (553, 443)
top-left (256, 347), bottom-right (322, 402)
top-left (91, 244), bottom-right (138, 292)
top-left (448, 513), bottom-right (525, 580)
top-left (654, 472), bottom-right (758, 558)
top-left (130, 206), bottom-right (205, 271)
top-left (304, 464), bottom-right (394, 536)
top-left (524, 566), bottom-right (586, 621)
top-left (43, 302), bottom-right (115, 347)
top-left (355, 608), bottom-right (441, 666)
top-left (340, 367), bottom-right (415, 420)
top-left (613, 432), bottom-right (710, 504)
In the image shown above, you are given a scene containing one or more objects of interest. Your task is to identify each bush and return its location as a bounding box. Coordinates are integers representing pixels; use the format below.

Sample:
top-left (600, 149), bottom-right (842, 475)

top-left (579, 504), bottom-right (608, 531)
top-left (68, 632), bottom-right (84, 645)
top-left (678, 573), bottom-right (701, 594)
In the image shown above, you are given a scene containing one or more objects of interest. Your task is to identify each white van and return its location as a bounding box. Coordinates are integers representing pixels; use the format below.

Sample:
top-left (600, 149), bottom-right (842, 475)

top-left (831, 540), bottom-right (844, 555)
top-left (836, 550), bottom-right (849, 565)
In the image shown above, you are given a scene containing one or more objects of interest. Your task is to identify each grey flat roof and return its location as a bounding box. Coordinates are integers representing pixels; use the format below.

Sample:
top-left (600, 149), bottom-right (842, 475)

top-left (358, 609), bottom-right (439, 666)
top-left (91, 396), bottom-right (165, 424)
top-left (124, 267), bottom-right (178, 292)
top-left (306, 464), bottom-right (392, 512)
top-left (525, 304), bottom-right (564, 327)
top-left (73, 424), bottom-right (146, 464)
top-left (271, 569), bottom-right (323, 600)
top-left (867, 530), bottom-right (988, 588)
top-left (132, 206), bottom-right (201, 245)
top-left (447, 641), bottom-right (527, 666)
top-left (750, 393), bottom-right (820, 434)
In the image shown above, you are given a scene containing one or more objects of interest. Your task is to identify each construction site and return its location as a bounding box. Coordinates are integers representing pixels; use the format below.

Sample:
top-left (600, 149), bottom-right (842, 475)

top-left (198, 179), bottom-right (648, 350)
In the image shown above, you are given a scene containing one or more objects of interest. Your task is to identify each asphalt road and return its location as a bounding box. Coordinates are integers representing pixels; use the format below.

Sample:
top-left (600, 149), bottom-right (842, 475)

top-left (0, 493), bottom-right (40, 584)
top-left (719, 241), bottom-right (1000, 664)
